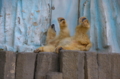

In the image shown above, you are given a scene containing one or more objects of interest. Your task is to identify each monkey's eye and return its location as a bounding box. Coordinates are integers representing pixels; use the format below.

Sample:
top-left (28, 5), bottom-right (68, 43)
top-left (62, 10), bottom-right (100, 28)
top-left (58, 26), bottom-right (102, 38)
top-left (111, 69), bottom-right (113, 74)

top-left (60, 19), bottom-right (65, 22)
top-left (82, 18), bottom-right (86, 22)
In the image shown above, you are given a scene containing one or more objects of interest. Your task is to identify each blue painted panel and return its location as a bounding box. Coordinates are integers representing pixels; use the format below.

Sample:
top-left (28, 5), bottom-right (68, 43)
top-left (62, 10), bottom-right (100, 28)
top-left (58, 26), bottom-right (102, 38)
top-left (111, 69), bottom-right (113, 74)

top-left (0, 0), bottom-right (120, 53)
top-left (51, 0), bottom-right (79, 36)
top-left (0, 0), bottom-right (2, 13)
top-left (0, 0), bottom-right (51, 52)
top-left (80, 0), bottom-right (120, 52)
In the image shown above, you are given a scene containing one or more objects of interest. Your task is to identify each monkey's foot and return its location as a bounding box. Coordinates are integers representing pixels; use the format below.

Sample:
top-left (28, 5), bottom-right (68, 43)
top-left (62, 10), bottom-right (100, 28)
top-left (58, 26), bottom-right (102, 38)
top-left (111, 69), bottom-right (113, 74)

top-left (55, 47), bottom-right (63, 53)
top-left (34, 47), bottom-right (43, 53)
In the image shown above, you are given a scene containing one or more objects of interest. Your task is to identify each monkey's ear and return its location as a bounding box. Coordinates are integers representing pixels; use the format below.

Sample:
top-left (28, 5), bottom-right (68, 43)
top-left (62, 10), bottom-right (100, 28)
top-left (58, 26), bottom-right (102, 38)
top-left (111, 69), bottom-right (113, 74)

top-left (58, 17), bottom-right (62, 22)
top-left (57, 17), bottom-right (65, 22)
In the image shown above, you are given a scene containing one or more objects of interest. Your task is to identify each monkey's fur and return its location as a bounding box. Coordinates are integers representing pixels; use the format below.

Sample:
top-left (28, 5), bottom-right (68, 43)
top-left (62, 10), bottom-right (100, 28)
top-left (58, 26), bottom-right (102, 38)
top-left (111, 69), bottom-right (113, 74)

top-left (34, 17), bottom-right (70, 53)
top-left (55, 17), bottom-right (92, 53)
top-left (34, 17), bottom-right (92, 53)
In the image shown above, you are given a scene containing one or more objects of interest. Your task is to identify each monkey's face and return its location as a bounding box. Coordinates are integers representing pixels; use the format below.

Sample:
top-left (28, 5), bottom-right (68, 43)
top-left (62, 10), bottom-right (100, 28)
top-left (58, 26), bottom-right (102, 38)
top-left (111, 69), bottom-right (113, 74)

top-left (51, 24), bottom-right (56, 32)
top-left (58, 17), bottom-right (67, 27)
top-left (79, 17), bottom-right (90, 28)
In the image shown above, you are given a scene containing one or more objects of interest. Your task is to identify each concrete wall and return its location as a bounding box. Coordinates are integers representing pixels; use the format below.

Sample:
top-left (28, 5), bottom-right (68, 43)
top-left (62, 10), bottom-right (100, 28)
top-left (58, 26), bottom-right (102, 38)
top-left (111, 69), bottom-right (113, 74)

top-left (0, 50), bottom-right (120, 79)
top-left (0, 0), bottom-right (120, 52)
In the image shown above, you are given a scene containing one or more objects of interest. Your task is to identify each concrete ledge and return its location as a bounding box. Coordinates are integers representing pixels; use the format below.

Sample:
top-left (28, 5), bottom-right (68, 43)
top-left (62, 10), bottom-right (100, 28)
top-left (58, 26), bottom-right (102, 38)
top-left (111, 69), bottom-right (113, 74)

top-left (98, 53), bottom-right (112, 79)
top-left (35, 52), bottom-right (59, 79)
top-left (111, 53), bottom-right (120, 79)
top-left (85, 52), bottom-right (98, 79)
top-left (0, 51), bottom-right (120, 79)
top-left (47, 72), bottom-right (62, 79)
top-left (0, 51), bottom-right (16, 79)
top-left (60, 50), bottom-right (85, 79)
top-left (15, 53), bottom-right (36, 79)
top-left (85, 52), bottom-right (120, 79)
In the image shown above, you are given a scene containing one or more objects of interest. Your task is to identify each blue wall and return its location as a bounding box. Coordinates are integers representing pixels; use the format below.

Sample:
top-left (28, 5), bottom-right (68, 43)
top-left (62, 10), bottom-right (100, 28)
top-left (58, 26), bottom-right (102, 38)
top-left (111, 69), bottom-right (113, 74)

top-left (0, 0), bottom-right (120, 53)
top-left (0, 0), bottom-right (2, 13)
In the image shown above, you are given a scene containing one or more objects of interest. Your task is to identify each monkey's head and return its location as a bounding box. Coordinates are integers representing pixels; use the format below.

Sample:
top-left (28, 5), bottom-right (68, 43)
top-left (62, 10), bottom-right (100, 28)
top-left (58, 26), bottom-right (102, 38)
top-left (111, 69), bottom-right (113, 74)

top-left (79, 17), bottom-right (90, 29)
top-left (58, 17), bottom-right (67, 28)
top-left (51, 24), bottom-right (56, 32)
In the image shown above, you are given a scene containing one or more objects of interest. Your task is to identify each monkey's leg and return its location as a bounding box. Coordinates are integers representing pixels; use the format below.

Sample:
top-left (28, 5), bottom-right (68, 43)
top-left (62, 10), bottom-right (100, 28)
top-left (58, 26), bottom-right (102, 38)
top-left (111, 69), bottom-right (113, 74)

top-left (34, 45), bottom-right (55, 53)
top-left (85, 42), bottom-right (92, 51)
top-left (55, 42), bottom-right (86, 53)
top-left (63, 44), bottom-right (86, 51)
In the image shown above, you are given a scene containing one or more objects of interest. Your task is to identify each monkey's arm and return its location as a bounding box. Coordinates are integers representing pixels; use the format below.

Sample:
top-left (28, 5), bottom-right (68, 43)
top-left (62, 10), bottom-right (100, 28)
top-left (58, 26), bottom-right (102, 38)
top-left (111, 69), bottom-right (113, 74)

top-left (34, 45), bottom-right (55, 53)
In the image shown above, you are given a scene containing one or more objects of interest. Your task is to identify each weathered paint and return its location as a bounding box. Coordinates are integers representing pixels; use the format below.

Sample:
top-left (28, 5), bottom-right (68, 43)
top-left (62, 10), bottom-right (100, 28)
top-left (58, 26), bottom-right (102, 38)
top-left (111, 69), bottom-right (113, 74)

top-left (0, 0), bottom-right (120, 53)
top-left (80, 0), bottom-right (120, 52)
top-left (51, 0), bottom-right (79, 36)
top-left (0, 0), bottom-right (51, 52)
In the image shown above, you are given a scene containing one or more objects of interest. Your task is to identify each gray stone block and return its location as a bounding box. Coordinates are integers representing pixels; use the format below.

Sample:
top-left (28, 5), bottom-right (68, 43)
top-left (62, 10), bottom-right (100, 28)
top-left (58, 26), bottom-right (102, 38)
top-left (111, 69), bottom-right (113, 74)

top-left (35, 52), bottom-right (59, 79)
top-left (47, 72), bottom-right (62, 79)
top-left (98, 53), bottom-right (112, 79)
top-left (85, 52), bottom-right (98, 79)
top-left (60, 50), bottom-right (84, 79)
top-left (16, 53), bottom-right (37, 79)
top-left (0, 51), bottom-right (16, 79)
top-left (111, 53), bottom-right (120, 79)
